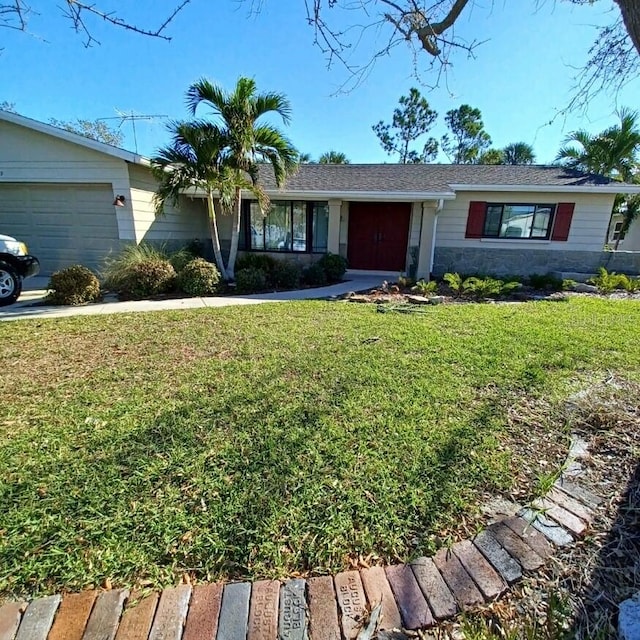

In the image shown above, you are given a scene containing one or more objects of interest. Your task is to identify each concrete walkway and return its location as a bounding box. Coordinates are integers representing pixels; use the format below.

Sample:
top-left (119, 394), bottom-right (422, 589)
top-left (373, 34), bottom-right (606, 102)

top-left (0, 275), bottom-right (388, 322)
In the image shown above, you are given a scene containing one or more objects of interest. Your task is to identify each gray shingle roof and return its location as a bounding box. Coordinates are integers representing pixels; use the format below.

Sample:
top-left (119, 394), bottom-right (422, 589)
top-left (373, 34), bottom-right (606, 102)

top-left (257, 164), bottom-right (622, 194)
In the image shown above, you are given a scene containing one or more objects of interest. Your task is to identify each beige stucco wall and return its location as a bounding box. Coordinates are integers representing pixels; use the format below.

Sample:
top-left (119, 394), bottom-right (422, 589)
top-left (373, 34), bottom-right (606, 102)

top-left (437, 191), bottom-right (615, 252)
top-left (127, 164), bottom-right (211, 245)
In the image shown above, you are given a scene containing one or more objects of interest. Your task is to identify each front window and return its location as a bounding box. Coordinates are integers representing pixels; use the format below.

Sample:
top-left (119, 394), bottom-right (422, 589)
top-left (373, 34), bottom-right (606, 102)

top-left (483, 204), bottom-right (555, 239)
top-left (242, 201), bottom-right (329, 252)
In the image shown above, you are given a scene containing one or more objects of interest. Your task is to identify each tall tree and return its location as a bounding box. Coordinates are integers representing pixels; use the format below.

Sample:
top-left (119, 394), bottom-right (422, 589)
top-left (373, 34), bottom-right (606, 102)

top-left (297, 152), bottom-right (313, 163)
top-left (186, 77), bottom-right (298, 279)
top-left (477, 149), bottom-right (504, 165)
top-left (441, 105), bottom-right (491, 164)
top-left (502, 142), bottom-right (536, 165)
top-left (556, 108), bottom-right (640, 181)
top-left (0, 101), bottom-right (17, 113)
top-left (318, 150), bottom-right (349, 164)
top-left (556, 108), bottom-right (640, 247)
top-left (49, 118), bottom-right (124, 146)
top-left (152, 121), bottom-right (232, 278)
top-left (372, 88), bottom-right (438, 164)
top-left (283, 0), bottom-right (639, 105)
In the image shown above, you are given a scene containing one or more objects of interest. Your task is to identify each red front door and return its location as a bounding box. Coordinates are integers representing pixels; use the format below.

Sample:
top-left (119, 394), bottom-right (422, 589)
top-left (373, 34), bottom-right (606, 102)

top-left (347, 202), bottom-right (411, 271)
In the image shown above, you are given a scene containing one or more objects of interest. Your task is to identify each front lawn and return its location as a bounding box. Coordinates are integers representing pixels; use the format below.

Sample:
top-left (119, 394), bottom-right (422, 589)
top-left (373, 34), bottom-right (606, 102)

top-left (1, 298), bottom-right (639, 598)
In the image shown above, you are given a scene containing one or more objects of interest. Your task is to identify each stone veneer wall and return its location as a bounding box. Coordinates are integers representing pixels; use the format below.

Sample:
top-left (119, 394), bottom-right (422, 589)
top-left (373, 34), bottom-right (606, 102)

top-left (432, 247), bottom-right (640, 277)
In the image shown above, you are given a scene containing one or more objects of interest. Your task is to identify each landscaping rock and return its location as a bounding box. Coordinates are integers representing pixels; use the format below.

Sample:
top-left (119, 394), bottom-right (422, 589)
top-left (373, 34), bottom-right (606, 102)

top-left (410, 557), bottom-right (457, 620)
top-left (14, 595), bottom-right (61, 640)
top-left (0, 601), bottom-right (26, 640)
top-left (406, 295), bottom-right (431, 305)
top-left (278, 579), bottom-right (307, 640)
top-left (334, 571), bottom-right (367, 639)
top-left (218, 583), bottom-right (251, 640)
top-left (518, 508), bottom-right (574, 547)
top-left (619, 592), bottom-right (640, 640)
top-left (82, 590), bottom-right (128, 640)
top-left (487, 523), bottom-right (545, 571)
top-left (247, 580), bottom-right (279, 640)
top-left (116, 592), bottom-right (159, 640)
top-left (570, 283), bottom-right (598, 293)
top-left (148, 585), bottom-right (191, 640)
top-left (473, 530), bottom-right (522, 584)
top-left (500, 516), bottom-right (553, 559)
top-left (48, 591), bottom-right (97, 640)
top-left (531, 497), bottom-right (587, 537)
top-left (385, 564), bottom-right (434, 629)
top-left (547, 486), bottom-right (594, 522)
top-left (429, 296), bottom-right (445, 304)
top-left (451, 540), bottom-right (506, 600)
top-left (360, 566), bottom-right (402, 630)
top-left (554, 479), bottom-right (603, 509)
top-left (433, 548), bottom-right (483, 610)
top-left (307, 576), bottom-right (340, 640)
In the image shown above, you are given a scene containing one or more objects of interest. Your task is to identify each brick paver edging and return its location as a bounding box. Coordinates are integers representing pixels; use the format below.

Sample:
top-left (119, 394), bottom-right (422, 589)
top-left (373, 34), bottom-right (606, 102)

top-left (0, 466), bottom-right (602, 638)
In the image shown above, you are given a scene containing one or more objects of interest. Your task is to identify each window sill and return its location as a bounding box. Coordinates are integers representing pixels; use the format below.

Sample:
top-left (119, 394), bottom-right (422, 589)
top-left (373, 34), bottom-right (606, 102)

top-left (479, 238), bottom-right (551, 245)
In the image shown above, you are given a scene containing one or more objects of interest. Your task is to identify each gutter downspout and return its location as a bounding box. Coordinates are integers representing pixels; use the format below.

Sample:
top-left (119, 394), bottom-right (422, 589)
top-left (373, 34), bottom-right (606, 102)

top-left (429, 198), bottom-right (444, 277)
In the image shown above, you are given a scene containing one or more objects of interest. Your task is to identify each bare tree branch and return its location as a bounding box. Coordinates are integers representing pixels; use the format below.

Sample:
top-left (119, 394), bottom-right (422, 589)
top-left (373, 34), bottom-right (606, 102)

top-left (0, 0), bottom-right (191, 47)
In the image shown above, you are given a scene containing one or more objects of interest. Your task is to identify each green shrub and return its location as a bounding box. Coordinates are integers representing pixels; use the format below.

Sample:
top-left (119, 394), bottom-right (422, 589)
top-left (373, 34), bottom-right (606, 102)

top-left (397, 275), bottom-right (415, 289)
top-left (102, 243), bottom-right (169, 291)
top-left (303, 263), bottom-right (328, 286)
top-left (184, 238), bottom-right (205, 258)
top-left (46, 265), bottom-right (101, 305)
top-left (271, 261), bottom-right (302, 290)
top-left (588, 267), bottom-right (637, 294)
top-left (177, 258), bottom-right (221, 296)
top-left (317, 253), bottom-right (347, 282)
top-left (169, 249), bottom-right (197, 274)
top-left (412, 279), bottom-right (437, 295)
top-left (528, 273), bottom-right (563, 291)
top-left (118, 259), bottom-right (176, 299)
top-left (453, 275), bottom-right (521, 299)
top-left (235, 254), bottom-right (278, 278)
top-left (443, 272), bottom-right (464, 296)
top-left (235, 268), bottom-right (269, 293)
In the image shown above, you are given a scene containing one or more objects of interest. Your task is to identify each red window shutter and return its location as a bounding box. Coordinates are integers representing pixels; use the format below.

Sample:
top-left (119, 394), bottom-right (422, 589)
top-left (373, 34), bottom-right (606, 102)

top-left (551, 202), bottom-right (575, 241)
top-left (465, 201), bottom-right (487, 238)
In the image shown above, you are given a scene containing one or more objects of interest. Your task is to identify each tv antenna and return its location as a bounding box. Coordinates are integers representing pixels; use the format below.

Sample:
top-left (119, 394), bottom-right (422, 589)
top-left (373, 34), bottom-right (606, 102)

top-left (98, 109), bottom-right (167, 153)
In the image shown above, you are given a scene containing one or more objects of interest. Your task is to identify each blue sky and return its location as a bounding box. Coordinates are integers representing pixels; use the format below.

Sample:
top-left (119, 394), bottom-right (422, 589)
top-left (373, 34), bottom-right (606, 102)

top-left (1, 0), bottom-right (637, 163)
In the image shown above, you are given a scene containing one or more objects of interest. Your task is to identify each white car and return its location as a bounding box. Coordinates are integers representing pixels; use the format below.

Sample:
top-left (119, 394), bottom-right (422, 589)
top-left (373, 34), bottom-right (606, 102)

top-left (0, 234), bottom-right (40, 306)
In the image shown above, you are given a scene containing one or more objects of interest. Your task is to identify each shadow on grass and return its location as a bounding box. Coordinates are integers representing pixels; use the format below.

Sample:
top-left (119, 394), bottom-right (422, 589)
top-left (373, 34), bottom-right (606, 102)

top-left (566, 460), bottom-right (640, 639)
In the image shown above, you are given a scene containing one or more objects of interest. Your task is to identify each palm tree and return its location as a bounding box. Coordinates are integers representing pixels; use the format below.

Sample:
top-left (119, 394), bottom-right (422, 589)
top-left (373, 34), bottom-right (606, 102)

top-left (556, 108), bottom-right (640, 248)
top-left (556, 109), bottom-right (640, 181)
top-left (502, 142), bottom-right (535, 165)
top-left (318, 150), bottom-right (350, 164)
top-left (151, 121), bottom-right (233, 279)
top-left (186, 77), bottom-right (298, 279)
top-left (297, 152), bottom-right (313, 163)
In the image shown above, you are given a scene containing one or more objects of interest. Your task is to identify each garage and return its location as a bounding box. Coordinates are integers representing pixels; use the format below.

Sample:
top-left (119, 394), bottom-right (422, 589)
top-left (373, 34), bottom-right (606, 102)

top-left (0, 183), bottom-right (120, 275)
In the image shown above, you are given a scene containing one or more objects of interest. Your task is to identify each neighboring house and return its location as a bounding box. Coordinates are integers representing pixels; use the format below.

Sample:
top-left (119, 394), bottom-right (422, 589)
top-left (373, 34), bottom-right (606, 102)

top-left (2, 110), bottom-right (640, 277)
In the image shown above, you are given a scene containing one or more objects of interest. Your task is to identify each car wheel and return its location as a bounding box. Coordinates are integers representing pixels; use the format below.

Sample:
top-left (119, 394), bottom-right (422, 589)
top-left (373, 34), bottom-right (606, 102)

top-left (0, 261), bottom-right (22, 306)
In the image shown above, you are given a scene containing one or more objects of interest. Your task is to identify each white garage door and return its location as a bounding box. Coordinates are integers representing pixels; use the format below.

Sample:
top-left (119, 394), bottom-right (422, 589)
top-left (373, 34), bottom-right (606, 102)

top-left (0, 183), bottom-right (121, 275)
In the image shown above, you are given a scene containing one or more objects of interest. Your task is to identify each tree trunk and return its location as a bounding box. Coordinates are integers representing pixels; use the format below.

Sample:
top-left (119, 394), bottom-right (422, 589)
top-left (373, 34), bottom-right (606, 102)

top-left (206, 191), bottom-right (228, 280)
top-left (226, 186), bottom-right (242, 280)
top-left (616, 0), bottom-right (640, 57)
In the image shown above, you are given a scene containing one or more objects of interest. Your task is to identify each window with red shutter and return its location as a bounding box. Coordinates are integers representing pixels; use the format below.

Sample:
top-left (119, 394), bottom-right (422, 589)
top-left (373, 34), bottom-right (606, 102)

top-left (551, 203), bottom-right (575, 241)
top-left (465, 201), bottom-right (486, 238)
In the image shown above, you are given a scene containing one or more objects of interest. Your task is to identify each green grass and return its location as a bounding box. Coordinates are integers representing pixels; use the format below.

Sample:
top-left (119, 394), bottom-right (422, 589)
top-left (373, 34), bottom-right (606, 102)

top-left (1, 297), bottom-right (639, 598)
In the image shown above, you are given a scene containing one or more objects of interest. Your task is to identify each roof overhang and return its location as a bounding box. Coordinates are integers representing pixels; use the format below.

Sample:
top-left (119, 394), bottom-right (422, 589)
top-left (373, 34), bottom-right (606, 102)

top-left (0, 110), bottom-right (150, 165)
top-left (449, 183), bottom-right (640, 195)
top-left (184, 188), bottom-right (456, 201)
